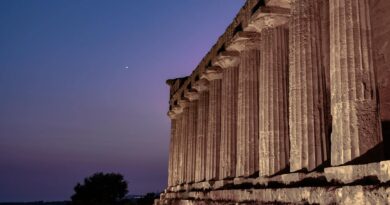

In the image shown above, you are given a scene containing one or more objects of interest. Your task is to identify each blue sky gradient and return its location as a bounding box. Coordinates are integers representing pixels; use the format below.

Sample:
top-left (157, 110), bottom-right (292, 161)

top-left (0, 0), bottom-right (245, 202)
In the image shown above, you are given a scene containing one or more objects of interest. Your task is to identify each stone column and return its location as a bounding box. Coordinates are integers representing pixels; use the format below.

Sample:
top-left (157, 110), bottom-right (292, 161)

top-left (329, 0), bottom-right (382, 166)
top-left (238, 49), bottom-right (260, 177)
top-left (178, 100), bottom-right (189, 184)
top-left (227, 32), bottom-right (261, 177)
top-left (289, 0), bottom-right (330, 172)
top-left (167, 114), bottom-right (177, 187)
top-left (246, 8), bottom-right (291, 176)
top-left (171, 111), bottom-right (182, 186)
top-left (184, 90), bottom-right (199, 183)
top-left (202, 69), bottom-right (223, 181)
top-left (258, 26), bottom-right (290, 176)
top-left (213, 52), bottom-right (240, 179)
top-left (172, 116), bottom-right (180, 186)
top-left (185, 101), bottom-right (197, 184)
top-left (193, 79), bottom-right (209, 182)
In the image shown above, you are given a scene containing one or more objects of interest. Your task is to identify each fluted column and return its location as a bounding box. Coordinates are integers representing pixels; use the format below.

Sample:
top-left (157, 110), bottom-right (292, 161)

top-left (202, 70), bottom-right (223, 181)
top-left (227, 32), bottom-right (261, 178)
top-left (167, 115), bottom-right (176, 187)
top-left (185, 101), bottom-right (196, 183)
top-left (213, 52), bottom-right (240, 179)
top-left (173, 115), bottom-right (181, 186)
top-left (185, 91), bottom-right (199, 183)
top-left (178, 101), bottom-right (189, 184)
top-left (172, 116), bottom-right (180, 186)
top-left (289, 0), bottom-right (330, 172)
top-left (258, 26), bottom-right (290, 176)
top-left (172, 112), bottom-right (182, 186)
top-left (329, 0), bottom-right (382, 166)
top-left (238, 49), bottom-right (260, 177)
top-left (171, 112), bottom-right (181, 185)
top-left (193, 79), bottom-right (209, 182)
top-left (221, 68), bottom-right (238, 179)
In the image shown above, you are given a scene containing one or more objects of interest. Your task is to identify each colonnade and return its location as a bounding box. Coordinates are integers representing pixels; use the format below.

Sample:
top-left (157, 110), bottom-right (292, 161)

top-left (166, 0), bottom-right (383, 187)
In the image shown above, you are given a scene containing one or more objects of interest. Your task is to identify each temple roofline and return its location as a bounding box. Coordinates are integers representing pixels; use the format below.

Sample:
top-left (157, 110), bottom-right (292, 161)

top-left (167, 0), bottom-right (292, 110)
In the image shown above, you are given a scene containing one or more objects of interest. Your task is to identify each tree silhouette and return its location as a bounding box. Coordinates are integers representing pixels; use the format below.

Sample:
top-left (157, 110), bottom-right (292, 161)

top-left (136, 193), bottom-right (159, 205)
top-left (71, 172), bottom-right (128, 205)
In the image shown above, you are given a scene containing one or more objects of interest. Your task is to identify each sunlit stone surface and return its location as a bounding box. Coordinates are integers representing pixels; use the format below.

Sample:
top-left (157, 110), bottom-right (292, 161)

top-left (288, 0), bottom-right (330, 172)
top-left (329, 0), bottom-right (383, 166)
top-left (215, 54), bottom-right (239, 180)
top-left (259, 26), bottom-right (289, 177)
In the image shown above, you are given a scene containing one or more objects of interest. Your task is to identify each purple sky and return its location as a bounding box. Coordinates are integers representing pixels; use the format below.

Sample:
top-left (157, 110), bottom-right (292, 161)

top-left (0, 0), bottom-right (245, 202)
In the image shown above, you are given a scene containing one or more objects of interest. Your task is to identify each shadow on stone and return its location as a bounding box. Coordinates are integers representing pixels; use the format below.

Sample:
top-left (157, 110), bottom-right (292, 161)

top-left (382, 120), bottom-right (390, 160)
top-left (344, 142), bottom-right (384, 165)
top-left (313, 160), bottom-right (331, 172)
top-left (269, 165), bottom-right (291, 177)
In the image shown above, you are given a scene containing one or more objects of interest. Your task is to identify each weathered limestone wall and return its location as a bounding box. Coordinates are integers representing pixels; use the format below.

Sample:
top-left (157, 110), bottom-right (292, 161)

top-left (161, 186), bottom-right (390, 205)
top-left (161, 160), bottom-right (390, 204)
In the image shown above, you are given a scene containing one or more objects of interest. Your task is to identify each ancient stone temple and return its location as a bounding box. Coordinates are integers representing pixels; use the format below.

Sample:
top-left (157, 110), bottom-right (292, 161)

top-left (156, 0), bottom-right (390, 204)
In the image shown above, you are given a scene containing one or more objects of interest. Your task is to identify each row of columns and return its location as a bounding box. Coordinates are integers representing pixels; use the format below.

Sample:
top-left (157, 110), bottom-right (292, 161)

top-left (167, 0), bottom-right (382, 187)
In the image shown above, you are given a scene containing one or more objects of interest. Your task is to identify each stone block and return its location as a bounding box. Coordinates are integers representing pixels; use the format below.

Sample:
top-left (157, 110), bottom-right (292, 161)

top-left (191, 181), bottom-right (211, 191)
top-left (324, 162), bottom-right (381, 184)
top-left (253, 176), bottom-right (270, 186)
top-left (212, 179), bottom-right (233, 189)
top-left (279, 172), bottom-right (305, 185)
top-left (379, 160), bottom-right (390, 183)
top-left (255, 171), bottom-right (324, 186)
top-left (159, 186), bottom-right (390, 205)
top-left (265, 0), bottom-right (291, 9)
top-left (233, 177), bottom-right (255, 186)
top-left (183, 184), bottom-right (192, 192)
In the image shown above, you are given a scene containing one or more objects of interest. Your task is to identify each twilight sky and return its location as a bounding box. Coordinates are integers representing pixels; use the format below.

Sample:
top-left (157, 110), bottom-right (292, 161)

top-left (0, 0), bottom-right (244, 202)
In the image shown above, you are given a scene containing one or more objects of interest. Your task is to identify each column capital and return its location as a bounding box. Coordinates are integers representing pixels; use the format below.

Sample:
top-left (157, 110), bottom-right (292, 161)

top-left (172, 104), bottom-right (183, 115)
top-left (178, 98), bottom-right (190, 108)
top-left (226, 31), bottom-right (261, 52)
top-left (265, 0), bottom-right (291, 9)
top-left (167, 110), bottom-right (178, 119)
top-left (246, 7), bottom-right (290, 33)
top-left (170, 98), bottom-right (189, 115)
top-left (200, 66), bottom-right (223, 81)
top-left (184, 89), bottom-right (199, 101)
top-left (212, 51), bottom-right (240, 69)
top-left (193, 78), bottom-right (209, 92)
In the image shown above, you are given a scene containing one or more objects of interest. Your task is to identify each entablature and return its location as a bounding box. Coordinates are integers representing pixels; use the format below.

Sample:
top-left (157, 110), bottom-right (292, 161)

top-left (167, 0), bottom-right (291, 114)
